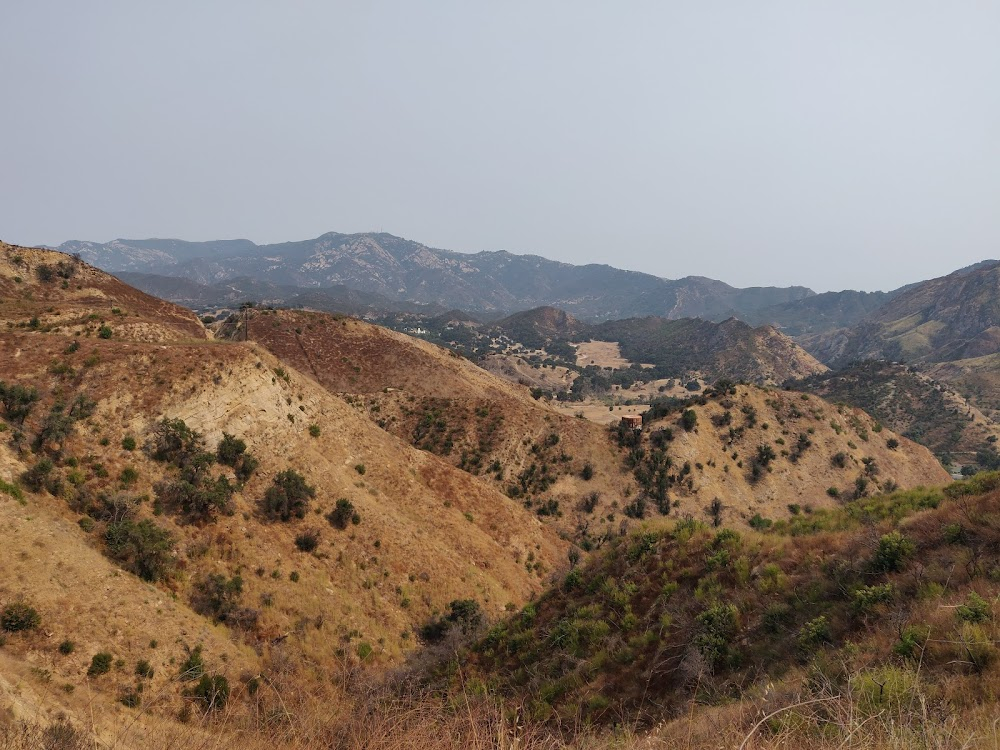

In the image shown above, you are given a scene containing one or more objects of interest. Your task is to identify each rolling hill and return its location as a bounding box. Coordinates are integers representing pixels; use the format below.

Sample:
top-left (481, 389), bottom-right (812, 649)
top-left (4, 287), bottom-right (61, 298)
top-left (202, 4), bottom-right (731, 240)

top-left (0, 240), bottom-right (960, 748)
top-left (217, 305), bottom-right (945, 542)
top-left (742, 288), bottom-right (901, 337)
top-left (461, 473), bottom-right (1000, 745)
top-left (0, 242), bottom-right (567, 742)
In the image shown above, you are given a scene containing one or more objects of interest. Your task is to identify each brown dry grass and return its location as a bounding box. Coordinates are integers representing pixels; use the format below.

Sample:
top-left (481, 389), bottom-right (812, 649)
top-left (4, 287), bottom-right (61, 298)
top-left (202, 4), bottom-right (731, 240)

top-left (3, 673), bottom-right (1000, 750)
top-left (0, 245), bottom-right (974, 747)
top-left (573, 341), bottom-right (634, 370)
top-left (647, 385), bottom-right (951, 525)
top-left (0, 322), bottom-right (565, 731)
top-left (0, 242), bottom-right (207, 342)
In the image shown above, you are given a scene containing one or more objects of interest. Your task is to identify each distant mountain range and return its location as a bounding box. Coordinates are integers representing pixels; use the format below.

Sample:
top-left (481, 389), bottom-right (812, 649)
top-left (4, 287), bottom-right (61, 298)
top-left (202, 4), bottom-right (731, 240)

top-left (50, 233), bottom-right (1000, 379)
top-left (801, 260), bottom-right (1000, 366)
top-left (57, 232), bottom-right (815, 321)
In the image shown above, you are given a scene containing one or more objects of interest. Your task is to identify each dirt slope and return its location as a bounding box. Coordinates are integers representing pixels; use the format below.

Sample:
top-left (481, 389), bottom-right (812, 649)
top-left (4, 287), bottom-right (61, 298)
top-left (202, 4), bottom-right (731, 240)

top-left (0, 241), bottom-right (207, 342)
top-left (0, 258), bottom-right (567, 735)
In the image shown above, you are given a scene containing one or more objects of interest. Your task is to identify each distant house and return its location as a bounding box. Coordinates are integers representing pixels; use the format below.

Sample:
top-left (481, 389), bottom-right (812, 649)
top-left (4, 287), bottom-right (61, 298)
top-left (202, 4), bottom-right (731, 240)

top-left (621, 414), bottom-right (643, 430)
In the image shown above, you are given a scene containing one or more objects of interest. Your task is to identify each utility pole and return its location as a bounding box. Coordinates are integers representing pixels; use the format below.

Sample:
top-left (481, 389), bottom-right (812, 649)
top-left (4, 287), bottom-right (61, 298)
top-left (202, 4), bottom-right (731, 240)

top-left (239, 301), bottom-right (255, 341)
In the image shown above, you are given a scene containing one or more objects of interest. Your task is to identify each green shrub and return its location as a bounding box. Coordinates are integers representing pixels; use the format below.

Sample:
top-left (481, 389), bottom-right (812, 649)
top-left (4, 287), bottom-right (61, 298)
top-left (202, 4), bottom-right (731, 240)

top-left (796, 616), bottom-right (831, 652)
top-left (853, 583), bottom-right (895, 613)
top-left (105, 519), bottom-right (175, 582)
top-left (0, 478), bottom-right (23, 502)
top-left (420, 599), bottom-right (484, 643)
top-left (58, 640), bottom-right (75, 655)
top-left (21, 458), bottom-right (54, 492)
top-left (1, 601), bottom-right (41, 632)
top-left (0, 382), bottom-right (39, 424)
top-left (191, 574), bottom-right (246, 623)
top-left (190, 674), bottom-right (229, 710)
top-left (748, 514), bottom-right (772, 531)
top-left (216, 432), bottom-right (246, 466)
top-left (893, 625), bottom-right (929, 659)
top-left (147, 418), bottom-right (203, 465)
top-left (957, 592), bottom-right (992, 623)
top-left (155, 474), bottom-right (235, 522)
top-left (872, 532), bottom-right (915, 573)
top-left (942, 522), bottom-right (967, 544)
top-left (87, 652), bottom-right (113, 677)
top-left (261, 469), bottom-right (315, 521)
top-left (694, 603), bottom-right (739, 669)
top-left (681, 409), bottom-right (698, 431)
top-left (308, 424), bottom-right (321, 438)
top-left (761, 603), bottom-right (793, 633)
top-left (121, 436), bottom-right (136, 451)
top-left (179, 645), bottom-right (205, 681)
top-left (135, 659), bottom-right (154, 679)
top-left (327, 498), bottom-right (356, 530)
top-left (294, 529), bottom-right (321, 552)
top-left (97, 325), bottom-right (112, 339)
top-left (853, 666), bottom-right (919, 716)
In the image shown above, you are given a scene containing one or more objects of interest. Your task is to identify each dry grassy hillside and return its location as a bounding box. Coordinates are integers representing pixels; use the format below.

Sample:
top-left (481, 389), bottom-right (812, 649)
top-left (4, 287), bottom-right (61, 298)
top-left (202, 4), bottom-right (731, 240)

top-left (219, 308), bottom-right (526, 401)
top-left (227, 308), bottom-right (948, 548)
top-left (0, 250), bottom-right (567, 738)
top-left (0, 242), bottom-right (207, 342)
top-left (612, 385), bottom-right (950, 529)
top-left (0, 246), bottom-right (959, 748)
top-left (460, 473), bottom-right (1000, 747)
top-left (480, 353), bottom-right (577, 393)
top-left (219, 308), bottom-right (638, 541)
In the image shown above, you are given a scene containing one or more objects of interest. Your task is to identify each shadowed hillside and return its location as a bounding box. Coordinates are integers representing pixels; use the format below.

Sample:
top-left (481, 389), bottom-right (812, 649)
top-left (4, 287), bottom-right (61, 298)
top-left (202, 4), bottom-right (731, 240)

top-left (791, 360), bottom-right (1000, 466)
top-left (802, 261), bottom-right (1000, 367)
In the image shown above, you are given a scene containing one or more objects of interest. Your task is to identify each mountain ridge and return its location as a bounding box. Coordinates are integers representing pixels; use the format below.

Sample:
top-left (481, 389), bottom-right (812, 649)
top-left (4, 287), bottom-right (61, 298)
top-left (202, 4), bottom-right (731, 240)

top-left (56, 232), bottom-right (815, 321)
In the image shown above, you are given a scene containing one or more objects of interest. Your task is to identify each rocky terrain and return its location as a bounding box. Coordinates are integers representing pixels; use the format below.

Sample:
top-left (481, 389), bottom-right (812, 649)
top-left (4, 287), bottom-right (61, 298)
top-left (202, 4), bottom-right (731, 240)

top-left (59, 232), bottom-right (814, 320)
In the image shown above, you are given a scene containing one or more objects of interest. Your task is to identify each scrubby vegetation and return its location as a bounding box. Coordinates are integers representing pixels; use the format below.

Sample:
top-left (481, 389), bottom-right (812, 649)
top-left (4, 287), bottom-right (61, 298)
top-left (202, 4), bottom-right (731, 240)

top-left (104, 518), bottom-right (176, 582)
top-left (426, 473), bottom-right (1000, 735)
top-left (1, 601), bottom-right (41, 633)
top-left (261, 469), bottom-right (316, 521)
top-left (790, 360), bottom-right (985, 465)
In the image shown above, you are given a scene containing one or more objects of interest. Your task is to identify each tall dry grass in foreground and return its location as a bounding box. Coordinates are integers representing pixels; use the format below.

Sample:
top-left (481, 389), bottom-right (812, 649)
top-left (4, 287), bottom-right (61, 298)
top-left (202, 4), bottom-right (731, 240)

top-left (4, 671), bottom-right (1000, 750)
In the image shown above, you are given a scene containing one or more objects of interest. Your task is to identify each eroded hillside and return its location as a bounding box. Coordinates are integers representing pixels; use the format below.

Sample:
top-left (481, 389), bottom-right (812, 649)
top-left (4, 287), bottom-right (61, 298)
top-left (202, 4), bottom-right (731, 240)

top-left (0, 249), bottom-right (566, 740)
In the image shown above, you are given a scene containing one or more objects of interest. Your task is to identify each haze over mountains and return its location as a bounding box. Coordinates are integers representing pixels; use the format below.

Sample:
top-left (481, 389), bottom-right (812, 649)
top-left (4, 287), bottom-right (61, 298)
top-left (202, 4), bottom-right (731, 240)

top-left (60, 232), bottom-right (998, 340)
top-left (58, 232), bottom-right (816, 321)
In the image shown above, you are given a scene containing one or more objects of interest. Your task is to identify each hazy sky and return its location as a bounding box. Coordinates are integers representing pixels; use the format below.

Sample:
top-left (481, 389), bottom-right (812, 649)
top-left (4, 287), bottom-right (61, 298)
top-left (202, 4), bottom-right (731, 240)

top-left (3, 2), bottom-right (999, 292)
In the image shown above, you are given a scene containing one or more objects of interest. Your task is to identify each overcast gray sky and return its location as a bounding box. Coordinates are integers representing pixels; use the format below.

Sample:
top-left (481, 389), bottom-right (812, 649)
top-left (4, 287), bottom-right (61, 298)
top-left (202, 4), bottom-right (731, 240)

top-left (2, 2), bottom-right (999, 292)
